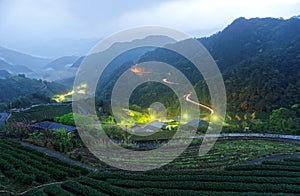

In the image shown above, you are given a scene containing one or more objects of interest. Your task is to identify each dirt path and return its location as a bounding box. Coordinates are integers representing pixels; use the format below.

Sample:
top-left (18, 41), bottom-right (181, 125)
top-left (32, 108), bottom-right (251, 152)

top-left (18, 181), bottom-right (64, 195)
top-left (21, 142), bottom-right (100, 172)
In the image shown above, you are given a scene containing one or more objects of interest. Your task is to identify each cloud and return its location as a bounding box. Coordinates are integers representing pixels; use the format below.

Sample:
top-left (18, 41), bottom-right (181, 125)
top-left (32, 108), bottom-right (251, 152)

top-left (117, 0), bottom-right (300, 37)
top-left (0, 0), bottom-right (77, 38)
top-left (0, 0), bottom-right (299, 56)
top-left (0, 0), bottom-right (176, 40)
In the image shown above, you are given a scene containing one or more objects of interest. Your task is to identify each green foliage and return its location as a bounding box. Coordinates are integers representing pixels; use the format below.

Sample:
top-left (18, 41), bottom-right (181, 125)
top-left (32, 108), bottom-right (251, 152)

top-left (90, 171), bottom-right (300, 185)
top-left (88, 139), bottom-right (300, 170)
top-left (129, 104), bottom-right (143, 113)
top-left (51, 128), bottom-right (74, 153)
top-left (144, 168), bottom-right (300, 177)
top-left (107, 178), bottom-right (300, 193)
top-left (61, 181), bottom-right (103, 196)
top-left (0, 139), bottom-right (89, 186)
top-left (11, 156), bottom-right (300, 195)
top-left (196, 124), bottom-right (209, 134)
top-left (54, 112), bottom-right (96, 127)
top-left (132, 112), bottom-right (151, 124)
top-left (101, 115), bottom-right (115, 124)
top-left (78, 176), bottom-right (141, 196)
top-left (200, 17), bottom-right (300, 112)
top-left (9, 104), bottom-right (72, 123)
top-left (97, 17), bottom-right (300, 119)
top-left (102, 125), bottom-right (126, 141)
top-left (73, 113), bottom-right (95, 127)
top-left (24, 188), bottom-right (48, 196)
top-left (0, 151), bottom-right (51, 183)
top-left (3, 121), bottom-right (30, 139)
top-left (225, 164), bottom-right (300, 172)
top-left (224, 104), bottom-right (300, 135)
top-left (268, 107), bottom-right (300, 133)
top-left (0, 76), bottom-right (67, 110)
top-left (43, 185), bottom-right (74, 196)
top-left (54, 113), bottom-right (75, 126)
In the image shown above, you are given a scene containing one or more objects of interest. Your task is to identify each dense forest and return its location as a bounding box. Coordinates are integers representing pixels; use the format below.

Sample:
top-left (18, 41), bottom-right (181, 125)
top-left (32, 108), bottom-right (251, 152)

top-left (201, 17), bottom-right (300, 112)
top-left (100, 17), bottom-right (299, 112)
top-left (0, 75), bottom-right (67, 110)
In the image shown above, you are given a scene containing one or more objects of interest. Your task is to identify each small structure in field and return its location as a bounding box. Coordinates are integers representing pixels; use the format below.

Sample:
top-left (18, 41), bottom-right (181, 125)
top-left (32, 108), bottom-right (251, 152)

top-left (131, 120), bottom-right (165, 134)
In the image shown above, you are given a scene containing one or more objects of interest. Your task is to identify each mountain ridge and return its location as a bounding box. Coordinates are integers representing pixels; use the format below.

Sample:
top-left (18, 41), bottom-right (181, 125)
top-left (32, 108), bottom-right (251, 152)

top-left (98, 16), bottom-right (300, 113)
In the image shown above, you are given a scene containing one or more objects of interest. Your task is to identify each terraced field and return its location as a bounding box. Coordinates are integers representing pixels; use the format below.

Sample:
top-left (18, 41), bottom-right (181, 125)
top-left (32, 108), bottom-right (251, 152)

top-left (22, 158), bottom-right (300, 195)
top-left (8, 104), bottom-right (72, 123)
top-left (87, 138), bottom-right (300, 170)
top-left (1, 138), bottom-right (300, 195)
top-left (0, 139), bottom-right (89, 194)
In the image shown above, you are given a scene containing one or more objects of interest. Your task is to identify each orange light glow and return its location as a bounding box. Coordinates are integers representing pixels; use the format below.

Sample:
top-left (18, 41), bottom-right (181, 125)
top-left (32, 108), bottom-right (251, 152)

top-left (52, 83), bottom-right (87, 102)
top-left (131, 67), bottom-right (144, 76)
top-left (227, 114), bottom-right (232, 121)
top-left (251, 112), bottom-right (256, 120)
top-left (235, 114), bottom-right (241, 121)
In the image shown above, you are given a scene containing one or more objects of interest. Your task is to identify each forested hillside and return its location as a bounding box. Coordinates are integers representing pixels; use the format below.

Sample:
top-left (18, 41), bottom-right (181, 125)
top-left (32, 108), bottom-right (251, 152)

top-left (118, 17), bottom-right (300, 113)
top-left (0, 75), bottom-right (67, 110)
top-left (200, 17), bottom-right (300, 112)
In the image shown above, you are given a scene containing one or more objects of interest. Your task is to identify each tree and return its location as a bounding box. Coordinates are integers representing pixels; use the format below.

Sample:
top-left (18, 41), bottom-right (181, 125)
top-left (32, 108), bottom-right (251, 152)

top-left (3, 122), bottom-right (30, 140)
top-left (54, 113), bottom-right (75, 126)
top-left (52, 128), bottom-right (73, 152)
top-left (291, 103), bottom-right (300, 116)
top-left (269, 107), bottom-right (297, 132)
top-left (28, 129), bottom-right (53, 147)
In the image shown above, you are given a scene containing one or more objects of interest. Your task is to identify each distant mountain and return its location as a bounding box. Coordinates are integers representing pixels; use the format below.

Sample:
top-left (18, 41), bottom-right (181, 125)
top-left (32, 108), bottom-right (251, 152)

top-left (42, 56), bottom-right (79, 81)
top-left (56, 77), bottom-right (76, 89)
top-left (0, 70), bottom-right (11, 79)
top-left (0, 46), bottom-right (51, 72)
top-left (99, 16), bottom-right (300, 113)
top-left (0, 59), bottom-right (35, 76)
top-left (1, 38), bottom-right (98, 58)
top-left (45, 56), bottom-right (79, 70)
top-left (59, 35), bottom-right (174, 87)
top-left (60, 46), bottom-right (154, 88)
top-left (71, 35), bottom-right (174, 68)
top-left (70, 56), bottom-right (84, 68)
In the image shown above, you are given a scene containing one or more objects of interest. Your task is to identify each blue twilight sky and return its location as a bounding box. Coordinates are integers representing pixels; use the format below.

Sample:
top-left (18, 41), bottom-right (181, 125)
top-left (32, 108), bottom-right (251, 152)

top-left (0, 0), bottom-right (299, 58)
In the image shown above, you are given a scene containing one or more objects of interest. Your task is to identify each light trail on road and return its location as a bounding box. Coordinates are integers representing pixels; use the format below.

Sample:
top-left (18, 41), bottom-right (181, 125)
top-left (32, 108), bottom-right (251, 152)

top-left (162, 78), bottom-right (180, 85)
top-left (161, 78), bottom-right (214, 115)
top-left (184, 91), bottom-right (214, 114)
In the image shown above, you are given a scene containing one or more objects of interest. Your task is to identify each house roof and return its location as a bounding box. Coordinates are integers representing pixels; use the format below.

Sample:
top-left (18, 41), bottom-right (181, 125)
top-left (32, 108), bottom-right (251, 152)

top-left (131, 127), bottom-right (155, 133)
top-left (31, 121), bottom-right (77, 133)
top-left (143, 125), bottom-right (160, 131)
top-left (147, 120), bottom-right (165, 129)
top-left (131, 120), bottom-right (165, 134)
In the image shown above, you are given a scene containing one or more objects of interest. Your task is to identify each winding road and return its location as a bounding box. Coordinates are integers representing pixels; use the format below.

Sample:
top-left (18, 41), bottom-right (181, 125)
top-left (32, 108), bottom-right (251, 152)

top-left (162, 78), bottom-right (180, 85)
top-left (184, 91), bottom-right (214, 114)
top-left (162, 78), bottom-right (214, 115)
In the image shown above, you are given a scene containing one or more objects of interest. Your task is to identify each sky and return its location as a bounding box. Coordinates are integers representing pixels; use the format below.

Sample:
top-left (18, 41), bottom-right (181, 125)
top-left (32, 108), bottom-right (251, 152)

top-left (0, 0), bottom-right (299, 58)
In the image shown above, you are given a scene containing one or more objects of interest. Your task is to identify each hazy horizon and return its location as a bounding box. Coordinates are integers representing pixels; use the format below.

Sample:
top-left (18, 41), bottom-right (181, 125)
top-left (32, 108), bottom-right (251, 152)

top-left (1, 0), bottom-right (299, 58)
